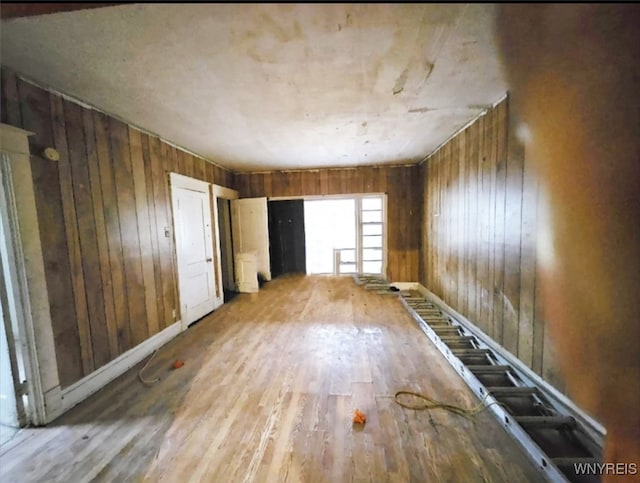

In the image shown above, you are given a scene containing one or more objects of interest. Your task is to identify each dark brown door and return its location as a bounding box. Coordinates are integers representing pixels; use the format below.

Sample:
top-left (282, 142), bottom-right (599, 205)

top-left (268, 200), bottom-right (306, 278)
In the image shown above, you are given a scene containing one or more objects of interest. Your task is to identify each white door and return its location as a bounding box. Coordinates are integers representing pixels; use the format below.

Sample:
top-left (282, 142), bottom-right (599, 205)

top-left (231, 197), bottom-right (271, 282)
top-left (171, 174), bottom-right (216, 326)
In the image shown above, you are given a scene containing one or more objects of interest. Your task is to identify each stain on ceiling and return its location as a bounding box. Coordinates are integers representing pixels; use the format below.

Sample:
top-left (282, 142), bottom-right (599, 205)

top-left (0, 4), bottom-right (507, 171)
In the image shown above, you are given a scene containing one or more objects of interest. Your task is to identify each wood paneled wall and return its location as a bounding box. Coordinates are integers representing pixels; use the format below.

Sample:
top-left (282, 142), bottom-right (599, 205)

top-left (420, 98), bottom-right (564, 393)
top-left (236, 166), bottom-right (421, 282)
top-left (1, 69), bottom-right (235, 387)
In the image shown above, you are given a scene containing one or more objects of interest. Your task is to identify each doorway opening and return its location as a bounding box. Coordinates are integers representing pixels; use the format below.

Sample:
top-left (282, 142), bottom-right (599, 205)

top-left (216, 197), bottom-right (237, 302)
top-left (0, 281), bottom-right (20, 446)
top-left (304, 198), bottom-right (356, 274)
top-left (268, 200), bottom-right (306, 278)
top-left (0, 143), bottom-right (36, 442)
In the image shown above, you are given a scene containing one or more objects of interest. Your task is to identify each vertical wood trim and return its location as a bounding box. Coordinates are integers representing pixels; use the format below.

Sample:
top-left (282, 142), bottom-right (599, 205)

top-left (153, 137), bottom-right (178, 328)
top-left (63, 99), bottom-right (111, 370)
top-left (140, 133), bottom-right (166, 331)
top-left (532, 183), bottom-right (545, 375)
top-left (93, 111), bottom-right (132, 354)
top-left (51, 95), bottom-right (94, 376)
top-left (158, 139), bottom-right (180, 328)
top-left (109, 118), bottom-right (148, 347)
top-left (457, 131), bottom-right (466, 313)
top-left (82, 108), bottom-right (119, 362)
top-left (129, 127), bottom-right (159, 338)
top-left (468, 121), bottom-right (480, 324)
top-left (493, 101), bottom-right (508, 345)
top-left (517, 146), bottom-right (538, 369)
top-left (486, 108), bottom-right (498, 340)
top-left (501, 100), bottom-right (524, 356)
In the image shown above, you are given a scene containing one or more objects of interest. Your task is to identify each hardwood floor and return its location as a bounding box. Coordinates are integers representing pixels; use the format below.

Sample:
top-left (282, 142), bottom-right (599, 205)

top-left (0, 275), bottom-right (540, 482)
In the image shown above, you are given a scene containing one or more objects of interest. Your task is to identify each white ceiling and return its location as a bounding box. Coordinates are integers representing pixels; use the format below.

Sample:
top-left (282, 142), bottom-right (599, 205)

top-left (0, 4), bottom-right (507, 172)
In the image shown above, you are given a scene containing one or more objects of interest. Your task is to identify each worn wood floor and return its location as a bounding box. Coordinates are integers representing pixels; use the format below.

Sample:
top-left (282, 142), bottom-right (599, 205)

top-left (0, 275), bottom-right (540, 482)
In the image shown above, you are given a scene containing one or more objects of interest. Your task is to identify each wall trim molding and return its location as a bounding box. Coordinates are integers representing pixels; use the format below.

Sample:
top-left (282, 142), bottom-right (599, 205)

top-left (211, 184), bottom-right (238, 200)
top-left (416, 93), bottom-right (508, 167)
top-left (237, 163), bottom-right (419, 176)
top-left (50, 321), bottom-right (184, 421)
top-left (1, 124), bottom-right (56, 426)
top-left (404, 282), bottom-right (606, 444)
top-left (169, 171), bottom-right (211, 193)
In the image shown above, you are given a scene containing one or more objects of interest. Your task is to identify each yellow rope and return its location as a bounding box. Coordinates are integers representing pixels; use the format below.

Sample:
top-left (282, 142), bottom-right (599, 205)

top-left (394, 390), bottom-right (501, 420)
top-left (138, 349), bottom-right (160, 386)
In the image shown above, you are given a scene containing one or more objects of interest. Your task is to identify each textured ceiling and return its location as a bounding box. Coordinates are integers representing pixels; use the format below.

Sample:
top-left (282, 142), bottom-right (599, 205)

top-left (0, 4), bottom-right (507, 171)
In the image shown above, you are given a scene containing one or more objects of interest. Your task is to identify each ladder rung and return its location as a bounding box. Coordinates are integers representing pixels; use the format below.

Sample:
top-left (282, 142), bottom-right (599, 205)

top-left (515, 416), bottom-right (577, 429)
top-left (439, 335), bottom-right (475, 343)
top-left (468, 365), bottom-right (511, 374)
top-left (420, 317), bottom-right (451, 323)
top-left (552, 457), bottom-right (600, 468)
top-left (426, 321), bottom-right (455, 328)
top-left (431, 327), bottom-right (460, 337)
top-left (487, 386), bottom-right (537, 396)
top-left (417, 311), bottom-right (443, 317)
top-left (428, 322), bottom-right (458, 328)
top-left (451, 348), bottom-right (491, 356)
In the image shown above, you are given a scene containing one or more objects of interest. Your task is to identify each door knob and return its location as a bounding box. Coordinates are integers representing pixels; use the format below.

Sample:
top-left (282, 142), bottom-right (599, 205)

top-left (206, 258), bottom-right (213, 262)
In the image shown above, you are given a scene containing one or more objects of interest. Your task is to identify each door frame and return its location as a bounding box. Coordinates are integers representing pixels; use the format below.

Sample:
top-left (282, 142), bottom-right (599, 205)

top-left (267, 199), bottom-right (307, 277)
top-left (0, 124), bottom-right (54, 427)
top-left (230, 197), bottom-right (271, 282)
top-left (169, 173), bottom-right (219, 329)
top-left (211, 185), bottom-right (239, 298)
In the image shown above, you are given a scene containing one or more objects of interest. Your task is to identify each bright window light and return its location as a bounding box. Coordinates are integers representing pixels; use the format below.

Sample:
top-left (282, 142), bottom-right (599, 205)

top-left (304, 199), bottom-right (356, 274)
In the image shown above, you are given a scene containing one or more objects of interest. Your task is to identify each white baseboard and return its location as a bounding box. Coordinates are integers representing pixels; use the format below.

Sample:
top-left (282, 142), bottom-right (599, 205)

top-left (46, 321), bottom-right (184, 421)
top-left (405, 282), bottom-right (605, 443)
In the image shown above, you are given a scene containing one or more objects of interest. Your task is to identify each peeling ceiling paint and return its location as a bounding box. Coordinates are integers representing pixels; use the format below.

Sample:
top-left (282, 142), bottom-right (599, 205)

top-left (0, 4), bottom-right (507, 171)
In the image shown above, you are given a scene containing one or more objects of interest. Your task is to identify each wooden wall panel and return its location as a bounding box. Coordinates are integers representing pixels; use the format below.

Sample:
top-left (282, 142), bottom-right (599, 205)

top-left (64, 99), bottom-right (111, 369)
top-left (235, 165), bottom-right (421, 282)
top-left (420, 98), bottom-right (565, 394)
top-left (129, 127), bottom-right (159, 341)
top-left (93, 111), bottom-right (132, 355)
top-left (82, 109), bottom-right (119, 361)
top-left (110, 117), bottom-right (148, 348)
top-left (16, 77), bottom-right (84, 387)
top-left (51, 94), bottom-right (95, 377)
top-left (0, 68), bottom-right (236, 387)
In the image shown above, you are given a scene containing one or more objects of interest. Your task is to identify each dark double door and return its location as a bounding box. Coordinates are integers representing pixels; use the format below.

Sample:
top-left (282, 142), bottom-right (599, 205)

top-left (268, 200), bottom-right (306, 278)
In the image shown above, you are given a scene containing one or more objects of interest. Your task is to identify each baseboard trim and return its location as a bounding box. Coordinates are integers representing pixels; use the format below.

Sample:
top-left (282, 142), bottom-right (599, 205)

top-left (405, 282), bottom-right (606, 444)
top-left (49, 321), bottom-right (184, 421)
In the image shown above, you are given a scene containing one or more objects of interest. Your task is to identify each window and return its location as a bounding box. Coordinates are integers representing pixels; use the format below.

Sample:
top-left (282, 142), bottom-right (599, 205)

top-left (358, 195), bottom-right (385, 274)
top-left (304, 198), bottom-right (356, 274)
top-left (303, 195), bottom-right (386, 276)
